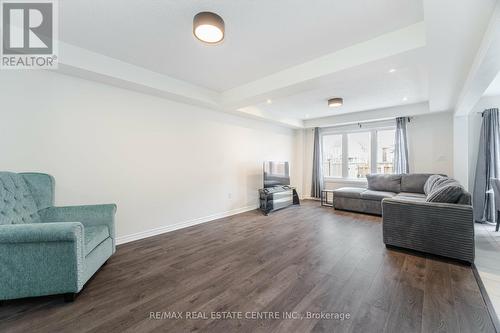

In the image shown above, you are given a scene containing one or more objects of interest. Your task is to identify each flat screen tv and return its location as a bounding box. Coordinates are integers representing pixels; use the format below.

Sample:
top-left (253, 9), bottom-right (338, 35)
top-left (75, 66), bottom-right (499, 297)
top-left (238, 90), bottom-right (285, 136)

top-left (263, 161), bottom-right (290, 188)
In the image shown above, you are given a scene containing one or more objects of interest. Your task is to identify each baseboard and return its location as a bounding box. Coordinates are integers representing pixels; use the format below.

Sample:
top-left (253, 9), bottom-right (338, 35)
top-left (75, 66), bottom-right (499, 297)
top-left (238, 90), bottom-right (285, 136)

top-left (116, 204), bottom-right (259, 245)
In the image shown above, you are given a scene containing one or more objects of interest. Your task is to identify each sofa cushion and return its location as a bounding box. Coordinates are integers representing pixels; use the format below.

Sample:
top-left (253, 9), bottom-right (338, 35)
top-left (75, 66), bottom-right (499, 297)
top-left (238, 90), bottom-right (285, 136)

top-left (360, 190), bottom-right (396, 201)
top-left (396, 192), bottom-right (427, 199)
top-left (84, 225), bottom-right (110, 256)
top-left (426, 185), bottom-right (465, 204)
top-left (0, 172), bottom-right (40, 225)
top-left (332, 187), bottom-right (366, 199)
top-left (366, 174), bottom-right (402, 193)
top-left (400, 174), bottom-right (435, 193)
top-left (394, 192), bottom-right (427, 203)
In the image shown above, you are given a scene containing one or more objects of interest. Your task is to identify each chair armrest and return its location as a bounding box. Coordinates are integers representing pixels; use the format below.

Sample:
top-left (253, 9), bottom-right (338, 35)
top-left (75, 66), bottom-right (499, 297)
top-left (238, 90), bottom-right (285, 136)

top-left (0, 222), bottom-right (85, 299)
top-left (39, 204), bottom-right (117, 250)
top-left (0, 222), bottom-right (83, 244)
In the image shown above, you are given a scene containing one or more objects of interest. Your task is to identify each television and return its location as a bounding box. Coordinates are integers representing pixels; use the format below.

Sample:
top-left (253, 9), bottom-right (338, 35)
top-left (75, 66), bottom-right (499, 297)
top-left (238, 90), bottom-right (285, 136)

top-left (263, 161), bottom-right (290, 188)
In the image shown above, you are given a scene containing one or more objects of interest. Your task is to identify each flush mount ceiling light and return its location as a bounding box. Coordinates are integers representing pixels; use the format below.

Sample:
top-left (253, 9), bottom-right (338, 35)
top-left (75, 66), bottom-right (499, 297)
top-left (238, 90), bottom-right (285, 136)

top-left (328, 98), bottom-right (343, 108)
top-left (193, 11), bottom-right (225, 44)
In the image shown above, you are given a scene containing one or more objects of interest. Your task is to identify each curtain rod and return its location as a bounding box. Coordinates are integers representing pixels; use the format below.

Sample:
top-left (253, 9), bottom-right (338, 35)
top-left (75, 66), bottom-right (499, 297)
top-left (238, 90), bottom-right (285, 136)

top-left (315, 116), bottom-right (413, 129)
top-left (477, 108), bottom-right (499, 116)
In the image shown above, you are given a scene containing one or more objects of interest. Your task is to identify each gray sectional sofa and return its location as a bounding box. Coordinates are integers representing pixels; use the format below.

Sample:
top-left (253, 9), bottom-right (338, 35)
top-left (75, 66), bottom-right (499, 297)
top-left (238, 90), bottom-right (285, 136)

top-left (332, 173), bottom-right (434, 215)
top-left (332, 173), bottom-right (474, 263)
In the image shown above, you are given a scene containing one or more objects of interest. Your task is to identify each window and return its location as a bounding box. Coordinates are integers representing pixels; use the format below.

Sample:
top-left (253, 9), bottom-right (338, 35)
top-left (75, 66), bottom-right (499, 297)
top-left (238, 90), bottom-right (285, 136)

top-left (322, 134), bottom-right (342, 177)
top-left (321, 126), bottom-right (396, 180)
top-left (347, 132), bottom-right (371, 179)
top-left (377, 129), bottom-right (395, 174)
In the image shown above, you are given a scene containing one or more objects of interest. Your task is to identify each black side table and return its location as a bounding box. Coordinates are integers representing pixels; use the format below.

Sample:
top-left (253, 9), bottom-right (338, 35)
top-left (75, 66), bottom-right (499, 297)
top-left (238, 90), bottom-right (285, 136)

top-left (321, 189), bottom-right (334, 207)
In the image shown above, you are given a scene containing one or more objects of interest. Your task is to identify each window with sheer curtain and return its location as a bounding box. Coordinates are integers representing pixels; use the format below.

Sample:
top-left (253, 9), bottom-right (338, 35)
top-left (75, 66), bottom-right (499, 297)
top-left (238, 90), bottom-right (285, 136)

top-left (322, 127), bottom-right (395, 180)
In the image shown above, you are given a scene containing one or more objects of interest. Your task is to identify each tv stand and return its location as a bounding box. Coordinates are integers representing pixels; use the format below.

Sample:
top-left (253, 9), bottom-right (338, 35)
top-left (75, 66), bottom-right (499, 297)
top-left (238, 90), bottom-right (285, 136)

top-left (259, 186), bottom-right (300, 215)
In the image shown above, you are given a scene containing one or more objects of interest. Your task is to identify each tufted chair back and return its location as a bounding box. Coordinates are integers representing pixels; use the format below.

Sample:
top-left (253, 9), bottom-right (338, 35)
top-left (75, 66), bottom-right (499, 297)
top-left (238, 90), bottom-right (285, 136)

top-left (0, 172), bottom-right (41, 225)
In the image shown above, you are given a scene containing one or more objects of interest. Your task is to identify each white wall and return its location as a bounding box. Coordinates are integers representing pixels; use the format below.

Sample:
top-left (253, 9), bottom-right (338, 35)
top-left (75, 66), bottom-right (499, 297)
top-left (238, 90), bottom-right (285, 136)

top-left (407, 112), bottom-right (454, 176)
top-left (0, 71), bottom-right (296, 241)
top-left (453, 115), bottom-right (469, 188)
top-left (300, 112), bottom-right (454, 194)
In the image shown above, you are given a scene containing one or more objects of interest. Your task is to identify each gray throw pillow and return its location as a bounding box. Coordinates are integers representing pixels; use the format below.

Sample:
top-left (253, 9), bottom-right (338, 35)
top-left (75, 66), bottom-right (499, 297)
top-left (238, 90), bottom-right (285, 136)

top-left (426, 185), bottom-right (464, 203)
top-left (424, 175), bottom-right (459, 195)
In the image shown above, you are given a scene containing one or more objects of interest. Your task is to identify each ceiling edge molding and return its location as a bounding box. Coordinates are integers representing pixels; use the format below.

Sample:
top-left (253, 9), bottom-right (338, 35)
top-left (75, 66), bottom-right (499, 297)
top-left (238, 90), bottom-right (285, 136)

top-left (51, 21), bottom-right (426, 130)
top-left (221, 22), bottom-right (426, 109)
top-left (57, 42), bottom-right (221, 109)
top-left (454, 2), bottom-right (500, 116)
top-left (302, 102), bottom-right (432, 128)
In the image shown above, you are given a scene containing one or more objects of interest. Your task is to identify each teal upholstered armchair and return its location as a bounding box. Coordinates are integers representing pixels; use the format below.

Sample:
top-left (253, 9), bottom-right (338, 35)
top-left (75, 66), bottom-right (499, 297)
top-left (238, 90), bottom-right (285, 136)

top-left (0, 172), bottom-right (116, 301)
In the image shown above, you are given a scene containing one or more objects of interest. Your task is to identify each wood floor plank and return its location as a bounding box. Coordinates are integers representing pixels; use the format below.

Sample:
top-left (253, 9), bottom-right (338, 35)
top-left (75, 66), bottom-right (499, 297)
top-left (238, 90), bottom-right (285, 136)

top-left (383, 254), bottom-right (426, 333)
top-left (450, 265), bottom-right (496, 333)
top-left (347, 250), bottom-right (406, 333)
top-left (421, 259), bottom-right (460, 333)
top-left (0, 200), bottom-right (494, 333)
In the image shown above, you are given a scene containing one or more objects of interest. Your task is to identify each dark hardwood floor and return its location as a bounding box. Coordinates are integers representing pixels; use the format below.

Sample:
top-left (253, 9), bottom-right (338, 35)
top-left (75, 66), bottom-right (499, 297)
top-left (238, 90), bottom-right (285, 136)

top-left (0, 200), bottom-right (496, 333)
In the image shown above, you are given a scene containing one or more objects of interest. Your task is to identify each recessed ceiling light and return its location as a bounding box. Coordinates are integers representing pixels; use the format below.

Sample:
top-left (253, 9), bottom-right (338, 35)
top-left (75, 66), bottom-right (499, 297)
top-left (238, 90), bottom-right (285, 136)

top-left (388, 68), bottom-right (396, 73)
top-left (402, 96), bottom-right (408, 101)
top-left (193, 12), bottom-right (225, 44)
top-left (328, 97), bottom-right (343, 108)
top-left (266, 99), bottom-right (272, 104)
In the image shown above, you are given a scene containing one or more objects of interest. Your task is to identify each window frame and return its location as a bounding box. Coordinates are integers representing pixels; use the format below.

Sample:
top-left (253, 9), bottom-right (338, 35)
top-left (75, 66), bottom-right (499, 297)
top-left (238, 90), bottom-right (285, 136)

top-left (321, 125), bottom-right (396, 181)
top-left (321, 133), bottom-right (343, 179)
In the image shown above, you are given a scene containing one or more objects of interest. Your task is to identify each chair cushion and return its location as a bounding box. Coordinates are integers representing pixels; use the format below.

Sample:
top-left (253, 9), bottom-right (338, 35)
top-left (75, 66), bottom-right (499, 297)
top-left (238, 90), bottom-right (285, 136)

top-left (400, 174), bottom-right (435, 193)
top-left (0, 172), bottom-right (40, 225)
top-left (366, 174), bottom-right (402, 193)
top-left (360, 190), bottom-right (396, 201)
top-left (426, 185), bottom-right (465, 204)
top-left (84, 225), bottom-right (110, 256)
top-left (332, 187), bottom-right (366, 199)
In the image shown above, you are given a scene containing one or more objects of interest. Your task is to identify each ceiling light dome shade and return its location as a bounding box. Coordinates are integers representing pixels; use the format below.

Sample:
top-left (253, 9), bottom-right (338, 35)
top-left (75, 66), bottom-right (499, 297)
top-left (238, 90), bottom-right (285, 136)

top-left (193, 12), bottom-right (225, 44)
top-left (328, 98), bottom-right (343, 108)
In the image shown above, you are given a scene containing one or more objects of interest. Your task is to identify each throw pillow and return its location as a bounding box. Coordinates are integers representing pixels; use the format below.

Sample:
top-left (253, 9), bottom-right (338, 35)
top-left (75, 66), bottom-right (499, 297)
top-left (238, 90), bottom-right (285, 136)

top-left (426, 185), bottom-right (464, 203)
top-left (424, 175), bottom-right (459, 195)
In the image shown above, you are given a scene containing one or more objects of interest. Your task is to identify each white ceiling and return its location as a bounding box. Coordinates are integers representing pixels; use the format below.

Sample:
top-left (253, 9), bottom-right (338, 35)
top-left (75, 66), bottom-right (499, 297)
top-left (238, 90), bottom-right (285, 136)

top-left (55, 0), bottom-right (499, 127)
top-left (484, 72), bottom-right (500, 97)
top-left (243, 49), bottom-right (428, 120)
top-left (59, 0), bottom-right (423, 92)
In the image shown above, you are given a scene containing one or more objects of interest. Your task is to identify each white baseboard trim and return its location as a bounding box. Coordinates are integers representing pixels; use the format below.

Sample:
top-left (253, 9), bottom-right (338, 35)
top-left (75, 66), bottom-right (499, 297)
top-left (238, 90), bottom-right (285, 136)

top-left (116, 204), bottom-right (259, 245)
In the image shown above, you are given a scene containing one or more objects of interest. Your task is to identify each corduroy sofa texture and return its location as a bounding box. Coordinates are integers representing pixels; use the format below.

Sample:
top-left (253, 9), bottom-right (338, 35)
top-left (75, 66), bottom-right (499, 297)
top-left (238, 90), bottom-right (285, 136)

top-left (333, 173), bottom-right (474, 263)
top-left (0, 172), bottom-right (116, 300)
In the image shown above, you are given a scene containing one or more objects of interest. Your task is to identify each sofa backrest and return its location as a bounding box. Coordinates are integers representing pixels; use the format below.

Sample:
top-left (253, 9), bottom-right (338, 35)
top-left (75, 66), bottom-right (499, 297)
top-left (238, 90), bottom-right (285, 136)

top-left (366, 174), bottom-right (402, 193)
top-left (20, 172), bottom-right (55, 210)
top-left (0, 172), bottom-right (41, 225)
top-left (400, 173), bottom-right (436, 194)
